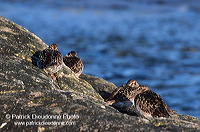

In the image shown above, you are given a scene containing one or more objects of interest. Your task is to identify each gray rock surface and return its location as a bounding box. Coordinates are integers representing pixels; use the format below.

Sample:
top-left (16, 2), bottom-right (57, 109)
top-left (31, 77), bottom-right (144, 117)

top-left (0, 16), bottom-right (200, 131)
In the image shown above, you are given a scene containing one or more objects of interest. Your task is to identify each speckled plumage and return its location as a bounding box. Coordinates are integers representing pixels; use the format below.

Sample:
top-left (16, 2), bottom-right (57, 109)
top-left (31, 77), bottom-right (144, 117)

top-left (32, 43), bottom-right (63, 80)
top-left (133, 85), bottom-right (170, 118)
top-left (106, 79), bottom-right (139, 102)
top-left (105, 80), bottom-right (175, 118)
top-left (63, 51), bottom-right (83, 77)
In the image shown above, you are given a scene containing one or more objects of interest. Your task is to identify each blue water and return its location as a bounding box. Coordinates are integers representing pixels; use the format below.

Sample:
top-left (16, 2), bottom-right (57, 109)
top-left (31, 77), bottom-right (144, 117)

top-left (1, 0), bottom-right (200, 118)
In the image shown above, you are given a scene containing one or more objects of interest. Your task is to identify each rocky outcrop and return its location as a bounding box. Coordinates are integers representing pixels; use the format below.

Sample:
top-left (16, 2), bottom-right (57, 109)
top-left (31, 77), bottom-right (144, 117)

top-left (0, 16), bottom-right (199, 131)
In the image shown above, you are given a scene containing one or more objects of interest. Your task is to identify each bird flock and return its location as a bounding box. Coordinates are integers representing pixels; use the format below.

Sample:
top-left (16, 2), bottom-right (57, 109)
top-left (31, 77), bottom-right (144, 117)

top-left (31, 43), bottom-right (83, 80)
top-left (31, 43), bottom-right (176, 119)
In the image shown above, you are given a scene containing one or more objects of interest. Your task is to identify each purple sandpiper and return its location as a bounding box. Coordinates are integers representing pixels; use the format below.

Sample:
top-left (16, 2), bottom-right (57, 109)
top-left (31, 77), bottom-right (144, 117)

top-left (32, 43), bottom-right (63, 80)
top-left (106, 79), bottom-right (176, 118)
top-left (63, 51), bottom-right (83, 77)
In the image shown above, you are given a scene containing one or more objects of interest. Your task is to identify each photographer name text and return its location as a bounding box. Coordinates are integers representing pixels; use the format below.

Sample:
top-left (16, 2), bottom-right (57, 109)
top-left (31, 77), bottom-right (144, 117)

top-left (5, 114), bottom-right (79, 120)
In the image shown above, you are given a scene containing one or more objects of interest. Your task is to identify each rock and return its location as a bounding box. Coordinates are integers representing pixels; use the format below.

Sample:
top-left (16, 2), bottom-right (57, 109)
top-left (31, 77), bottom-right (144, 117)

top-left (0, 16), bottom-right (199, 131)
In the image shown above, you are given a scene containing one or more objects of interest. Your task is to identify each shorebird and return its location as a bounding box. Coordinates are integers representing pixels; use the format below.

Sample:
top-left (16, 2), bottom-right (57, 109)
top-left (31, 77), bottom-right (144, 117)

top-left (105, 79), bottom-right (140, 114)
top-left (132, 85), bottom-right (170, 118)
top-left (32, 43), bottom-right (63, 80)
top-left (105, 79), bottom-right (139, 103)
top-left (63, 51), bottom-right (83, 77)
top-left (105, 79), bottom-right (175, 118)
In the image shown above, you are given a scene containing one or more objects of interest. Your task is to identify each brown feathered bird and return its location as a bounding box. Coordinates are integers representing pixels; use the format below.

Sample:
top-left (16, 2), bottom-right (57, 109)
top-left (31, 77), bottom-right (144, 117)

top-left (132, 85), bottom-right (170, 118)
top-left (105, 79), bottom-right (176, 118)
top-left (63, 51), bottom-right (83, 77)
top-left (105, 79), bottom-right (139, 102)
top-left (32, 43), bottom-right (63, 80)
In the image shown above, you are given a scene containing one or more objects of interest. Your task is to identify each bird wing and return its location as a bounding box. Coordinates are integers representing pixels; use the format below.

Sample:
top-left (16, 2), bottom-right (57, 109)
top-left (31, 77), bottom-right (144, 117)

top-left (105, 85), bottom-right (124, 101)
top-left (63, 56), bottom-right (83, 73)
top-left (135, 90), bottom-right (170, 118)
